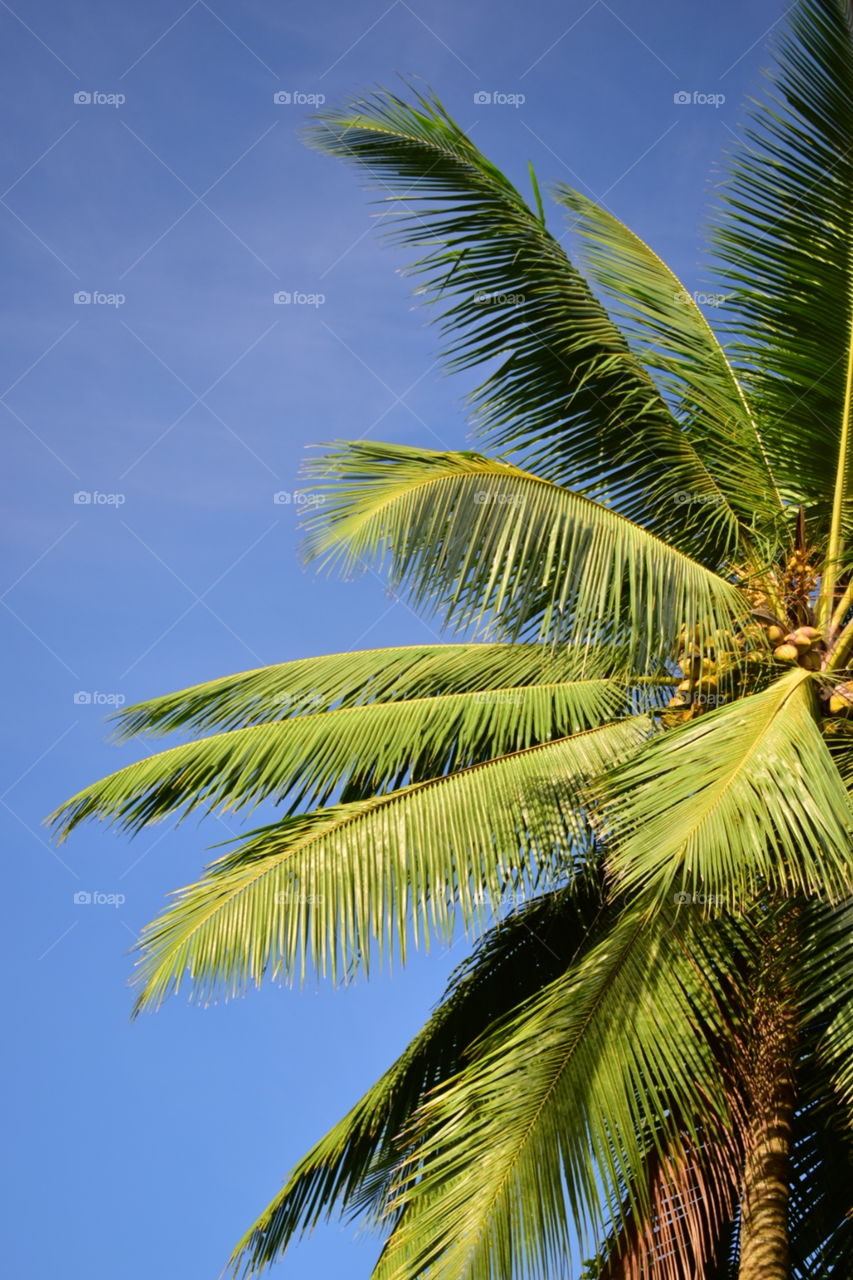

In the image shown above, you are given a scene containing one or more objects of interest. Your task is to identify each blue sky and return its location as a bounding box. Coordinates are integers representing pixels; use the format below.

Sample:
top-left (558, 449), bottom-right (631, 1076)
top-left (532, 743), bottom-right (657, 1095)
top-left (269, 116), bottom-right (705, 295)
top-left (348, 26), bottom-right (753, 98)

top-left (3, 1), bottom-right (785, 1276)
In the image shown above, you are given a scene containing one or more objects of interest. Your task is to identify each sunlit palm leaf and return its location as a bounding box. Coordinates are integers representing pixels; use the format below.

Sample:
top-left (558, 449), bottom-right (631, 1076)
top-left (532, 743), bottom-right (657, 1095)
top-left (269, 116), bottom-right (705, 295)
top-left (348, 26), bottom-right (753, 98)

top-left (50, 673), bottom-right (628, 836)
top-left (604, 669), bottom-right (853, 908)
top-left (110, 642), bottom-right (631, 739)
top-left (132, 718), bottom-right (649, 1007)
top-left (304, 442), bottom-right (748, 658)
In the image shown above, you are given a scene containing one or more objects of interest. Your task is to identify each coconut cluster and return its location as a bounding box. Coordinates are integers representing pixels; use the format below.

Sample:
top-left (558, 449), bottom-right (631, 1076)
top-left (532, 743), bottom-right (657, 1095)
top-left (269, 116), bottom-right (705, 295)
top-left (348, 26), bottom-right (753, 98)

top-left (771, 624), bottom-right (823, 671)
top-left (660, 546), bottom-right (853, 728)
top-left (663, 626), bottom-right (734, 726)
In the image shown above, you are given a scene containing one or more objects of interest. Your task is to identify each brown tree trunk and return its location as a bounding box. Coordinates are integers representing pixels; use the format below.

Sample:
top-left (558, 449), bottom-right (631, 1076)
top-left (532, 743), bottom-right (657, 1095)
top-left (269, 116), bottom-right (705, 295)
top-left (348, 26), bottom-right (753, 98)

top-left (737, 935), bottom-right (798, 1280)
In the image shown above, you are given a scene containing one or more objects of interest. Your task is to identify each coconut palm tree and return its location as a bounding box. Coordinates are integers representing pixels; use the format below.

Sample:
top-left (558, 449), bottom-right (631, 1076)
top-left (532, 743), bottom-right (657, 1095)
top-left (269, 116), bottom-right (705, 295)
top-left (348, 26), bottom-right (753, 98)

top-left (51, 1), bottom-right (853, 1276)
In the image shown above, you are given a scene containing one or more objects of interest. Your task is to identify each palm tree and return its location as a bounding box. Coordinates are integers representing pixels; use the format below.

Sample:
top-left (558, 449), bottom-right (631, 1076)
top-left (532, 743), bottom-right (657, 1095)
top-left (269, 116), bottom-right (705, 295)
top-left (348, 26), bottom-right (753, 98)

top-left (50, 1), bottom-right (853, 1276)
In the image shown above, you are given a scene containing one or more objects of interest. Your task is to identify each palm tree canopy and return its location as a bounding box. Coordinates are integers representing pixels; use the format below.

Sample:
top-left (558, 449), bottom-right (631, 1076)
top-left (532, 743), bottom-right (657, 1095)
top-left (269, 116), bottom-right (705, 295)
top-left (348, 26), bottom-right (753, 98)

top-left (50, 1), bottom-right (853, 1276)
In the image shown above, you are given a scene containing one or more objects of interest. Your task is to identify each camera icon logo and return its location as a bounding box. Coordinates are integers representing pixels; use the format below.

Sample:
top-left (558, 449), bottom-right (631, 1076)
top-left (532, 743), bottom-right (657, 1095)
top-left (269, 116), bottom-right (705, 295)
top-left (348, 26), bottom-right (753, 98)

top-left (73, 690), bottom-right (92, 704)
top-left (73, 891), bottom-right (92, 904)
top-left (673, 891), bottom-right (691, 905)
top-left (273, 291), bottom-right (291, 304)
top-left (73, 291), bottom-right (92, 304)
top-left (273, 491), bottom-right (291, 504)
top-left (673, 90), bottom-right (692, 105)
top-left (74, 91), bottom-right (92, 105)
top-left (473, 91), bottom-right (492, 105)
top-left (273, 91), bottom-right (291, 105)
top-left (73, 491), bottom-right (92, 504)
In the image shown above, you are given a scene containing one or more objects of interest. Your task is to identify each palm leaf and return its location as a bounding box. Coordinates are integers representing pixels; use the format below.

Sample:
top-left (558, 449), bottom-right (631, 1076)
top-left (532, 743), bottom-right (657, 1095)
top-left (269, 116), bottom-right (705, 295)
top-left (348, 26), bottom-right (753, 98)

top-left (554, 184), bottom-right (784, 549)
top-left (303, 441), bottom-right (748, 659)
top-left (371, 902), bottom-right (738, 1280)
top-left (130, 718), bottom-right (650, 1007)
top-left (711, 0), bottom-right (853, 569)
top-left (229, 884), bottom-right (608, 1276)
top-left (307, 89), bottom-right (750, 561)
top-left (109, 642), bottom-right (630, 740)
top-left (604, 669), bottom-right (853, 908)
top-left (49, 672), bottom-right (627, 837)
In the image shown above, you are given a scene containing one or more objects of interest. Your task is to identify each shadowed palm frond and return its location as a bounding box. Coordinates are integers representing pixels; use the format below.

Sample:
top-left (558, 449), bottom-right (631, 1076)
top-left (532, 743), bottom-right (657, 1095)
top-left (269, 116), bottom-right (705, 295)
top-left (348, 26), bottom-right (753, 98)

top-left (712, 0), bottom-right (853, 572)
top-left (229, 884), bottom-right (609, 1276)
top-left (370, 903), bottom-right (740, 1280)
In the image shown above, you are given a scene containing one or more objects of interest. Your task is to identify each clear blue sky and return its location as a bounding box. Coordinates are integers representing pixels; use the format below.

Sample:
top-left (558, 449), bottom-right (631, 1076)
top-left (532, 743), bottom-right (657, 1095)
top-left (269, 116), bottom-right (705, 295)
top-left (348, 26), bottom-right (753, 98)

top-left (3, 1), bottom-right (784, 1275)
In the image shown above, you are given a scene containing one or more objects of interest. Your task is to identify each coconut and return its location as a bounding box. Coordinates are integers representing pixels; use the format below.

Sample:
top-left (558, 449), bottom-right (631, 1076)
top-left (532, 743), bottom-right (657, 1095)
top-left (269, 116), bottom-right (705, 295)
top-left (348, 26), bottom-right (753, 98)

top-left (766, 624), bottom-right (785, 644)
top-left (785, 632), bottom-right (812, 654)
top-left (773, 643), bottom-right (800, 663)
top-left (800, 651), bottom-right (822, 671)
top-left (829, 694), bottom-right (852, 716)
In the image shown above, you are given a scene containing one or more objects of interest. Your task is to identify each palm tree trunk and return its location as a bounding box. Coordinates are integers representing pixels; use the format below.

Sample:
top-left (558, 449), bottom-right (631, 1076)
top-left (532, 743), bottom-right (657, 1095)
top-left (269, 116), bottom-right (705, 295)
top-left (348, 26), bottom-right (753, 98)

top-left (737, 935), bottom-right (798, 1280)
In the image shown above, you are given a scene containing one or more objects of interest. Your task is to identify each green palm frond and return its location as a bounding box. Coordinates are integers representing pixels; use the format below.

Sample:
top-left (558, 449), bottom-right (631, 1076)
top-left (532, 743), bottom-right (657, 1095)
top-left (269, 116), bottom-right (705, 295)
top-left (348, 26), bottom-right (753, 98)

top-left (604, 669), bottom-right (853, 908)
top-left (712, 0), bottom-right (853, 564)
top-left (131, 717), bottom-right (649, 1007)
top-left (371, 902), bottom-right (738, 1280)
top-left (230, 884), bottom-right (607, 1276)
top-left (50, 672), bottom-right (628, 837)
top-left (303, 442), bottom-right (748, 658)
top-left (554, 185), bottom-right (784, 546)
top-left (307, 89), bottom-right (749, 560)
top-left (110, 642), bottom-right (630, 739)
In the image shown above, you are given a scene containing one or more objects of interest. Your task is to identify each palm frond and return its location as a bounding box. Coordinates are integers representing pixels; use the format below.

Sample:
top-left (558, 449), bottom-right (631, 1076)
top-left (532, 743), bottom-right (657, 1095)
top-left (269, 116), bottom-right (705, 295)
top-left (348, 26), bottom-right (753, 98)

top-left (604, 669), bottom-right (853, 908)
top-left (303, 442), bottom-right (748, 659)
top-left (131, 718), bottom-right (650, 1008)
top-left (229, 884), bottom-right (608, 1276)
top-left (109, 642), bottom-right (630, 740)
top-left (307, 89), bottom-right (750, 561)
top-left (554, 184), bottom-right (784, 548)
top-left (50, 672), bottom-right (627, 838)
top-left (711, 0), bottom-right (853, 563)
top-left (371, 902), bottom-right (738, 1280)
